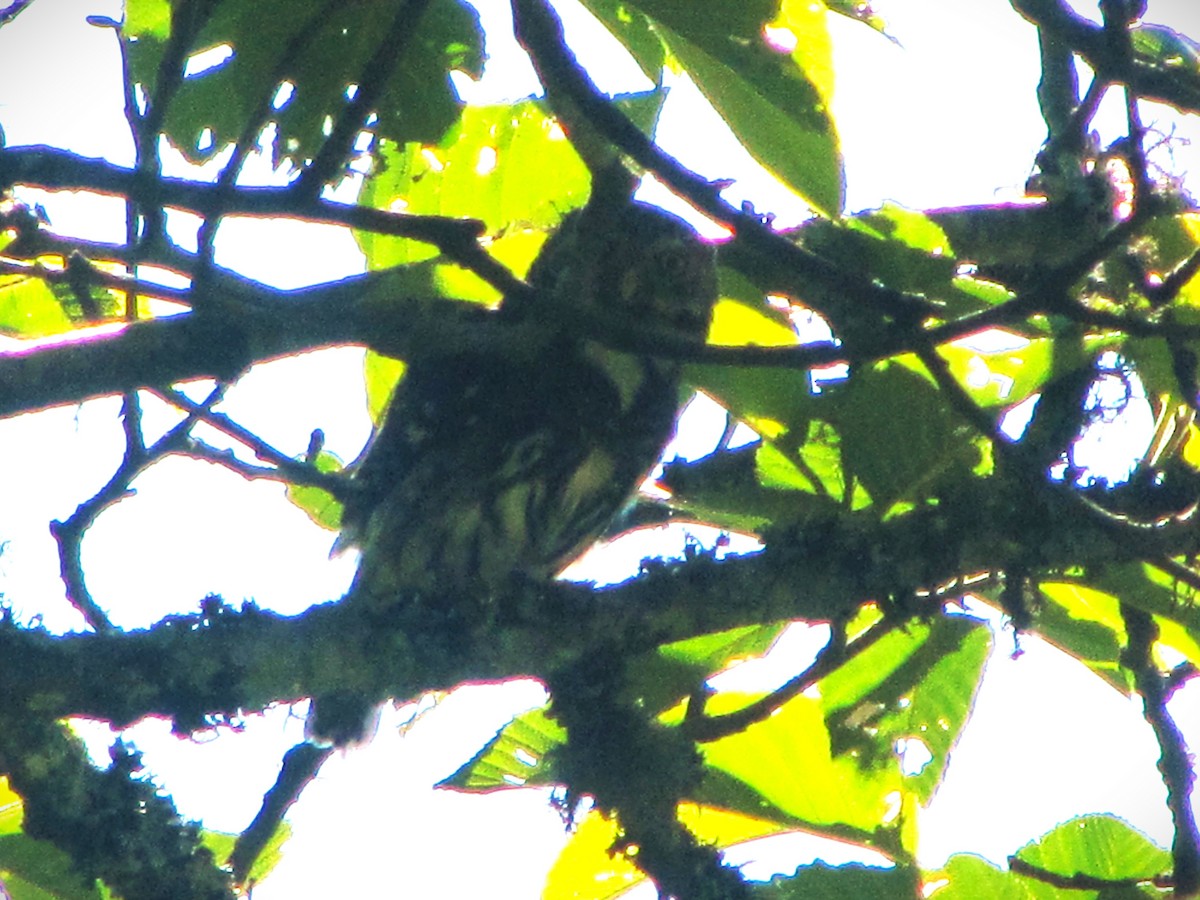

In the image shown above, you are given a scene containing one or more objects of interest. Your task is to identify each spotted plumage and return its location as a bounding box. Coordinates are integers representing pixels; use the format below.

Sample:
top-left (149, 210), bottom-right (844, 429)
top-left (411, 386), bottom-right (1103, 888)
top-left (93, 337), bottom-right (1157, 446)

top-left (340, 190), bottom-right (717, 606)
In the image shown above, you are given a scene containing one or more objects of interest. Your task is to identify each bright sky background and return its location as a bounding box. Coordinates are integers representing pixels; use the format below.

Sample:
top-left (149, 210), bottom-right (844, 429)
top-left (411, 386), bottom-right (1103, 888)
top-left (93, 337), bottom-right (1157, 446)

top-left (2, 0), bottom-right (1200, 897)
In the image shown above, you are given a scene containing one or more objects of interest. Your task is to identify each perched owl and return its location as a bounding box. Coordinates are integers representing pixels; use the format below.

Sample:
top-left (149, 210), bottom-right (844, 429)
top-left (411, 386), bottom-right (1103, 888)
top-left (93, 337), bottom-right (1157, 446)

top-left (339, 183), bottom-right (718, 609)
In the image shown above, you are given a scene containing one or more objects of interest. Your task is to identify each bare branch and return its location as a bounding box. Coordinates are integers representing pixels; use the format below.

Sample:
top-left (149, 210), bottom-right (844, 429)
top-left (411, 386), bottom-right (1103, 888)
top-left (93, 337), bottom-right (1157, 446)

top-left (1009, 854), bottom-right (1171, 890)
top-left (230, 741), bottom-right (332, 887)
top-left (49, 385), bottom-right (225, 630)
top-left (1121, 601), bottom-right (1200, 894)
top-left (683, 618), bottom-right (895, 742)
top-left (0, 146), bottom-right (485, 250)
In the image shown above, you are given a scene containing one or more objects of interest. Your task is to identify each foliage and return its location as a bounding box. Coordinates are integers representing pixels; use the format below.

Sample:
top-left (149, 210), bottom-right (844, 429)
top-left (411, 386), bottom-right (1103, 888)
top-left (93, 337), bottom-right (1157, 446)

top-left (1, 0), bottom-right (1200, 897)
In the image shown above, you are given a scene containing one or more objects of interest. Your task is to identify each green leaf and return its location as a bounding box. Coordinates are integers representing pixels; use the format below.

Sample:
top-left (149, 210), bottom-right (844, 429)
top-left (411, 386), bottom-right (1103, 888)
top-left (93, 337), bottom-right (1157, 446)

top-left (544, 805), bottom-right (789, 900)
top-left (707, 299), bottom-right (797, 351)
top-left (1038, 567), bottom-right (1200, 691)
top-left (696, 691), bottom-right (901, 847)
top-left (947, 273), bottom-right (1017, 311)
top-left (819, 616), bottom-right (989, 802)
top-left (633, 0), bottom-right (843, 214)
top-left (823, 0), bottom-right (894, 42)
top-left (857, 203), bottom-right (952, 253)
top-left (782, 419), bottom-right (873, 509)
top-left (802, 207), bottom-right (1020, 323)
top-left (659, 624), bottom-right (782, 670)
top-left (364, 354), bottom-right (405, 425)
top-left (924, 853), bottom-right (1042, 899)
top-left (1092, 562), bottom-right (1200, 666)
top-left (831, 361), bottom-right (975, 510)
top-left (1014, 814), bottom-right (1171, 883)
top-left (0, 782), bottom-right (104, 900)
top-left (125, 0), bottom-right (483, 167)
top-left (1036, 581), bottom-right (1130, 693)
top-left (662, 419), bottom-right (867, 530)
top-left (1132, 23), bottom-right (1200, 71)
top-left (0, 274), bottom-right (73, 337)
top-left (758, 860), bottom-right (919, 899)
top-left (200, 824), bottom-right (291, 887)
top-left (359, 101), bottom-right (587, 246)
top-left (1130, 23), bottom-right (1200, 110)
top-left (928, 201), bottom-right (1112, 274)
top-left (437, 707), bottom-right (566, 791)
top-left (575, 0), bottom-right (666, 83)
top-left (443, 625), bottom-right (788, 793)
top-left (936, 335), bottom-right (1056, 409)
top-left (1124, 336), bottom-right (1185, 402)
top-left (686, 363), bottom-right (818, 439)
top-left (284, 450), bottom-right (345, 532)
top-left (686, 284), bottom-right (821, 440)
top-left (123, 0), bottom-right (171, 40)
top-left (357, 93), bottom-right (662, 262)
top-left (1140, 213), bottom-right (1200, 281)
top-left (629, 622), bottom-right (788, 713)
top-left (661, 444), bottom-right (810, 532)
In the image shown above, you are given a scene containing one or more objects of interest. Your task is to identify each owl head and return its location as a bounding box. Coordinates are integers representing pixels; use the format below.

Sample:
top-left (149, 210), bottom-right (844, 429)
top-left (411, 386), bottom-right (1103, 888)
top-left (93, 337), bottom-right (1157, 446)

top-left (522, 187), bottom-right (717, 342)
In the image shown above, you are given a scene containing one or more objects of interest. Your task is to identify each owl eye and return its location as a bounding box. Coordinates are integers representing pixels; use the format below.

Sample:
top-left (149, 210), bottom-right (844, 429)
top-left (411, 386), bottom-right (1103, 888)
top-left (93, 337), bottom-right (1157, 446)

top-left (655, 240), bottom-right (707, 286)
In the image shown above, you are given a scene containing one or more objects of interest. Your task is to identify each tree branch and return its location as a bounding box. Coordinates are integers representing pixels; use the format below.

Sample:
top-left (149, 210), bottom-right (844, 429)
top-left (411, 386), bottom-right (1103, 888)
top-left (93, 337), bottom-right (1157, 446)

top-left (0, 145), bottom-right (485, 250)
top-left (296, 0), bottom-right (433, 197)
top-left (682, 617), bottom-right (895, 742)
top-left (509, 0), bottom-right (938, 334)
top-left (229, 741), bottom-right (331, 887)
top-left (1009, 854), bottom-right (1170, 890)
top-left (50, 384), bottom-right (226, 631)
top-left (154, 387), bottom-right (349, 498)
top-left (1121, 601), bottom-right (1200, 894)
top-left (5, 466), bottom-right (1194, 732)
top-left (1011, 0), bottom-right (1200, 113)
top-left (0, 714), bottom-right (234, 899)
top-left (0, 264), bottom-right (504, 418)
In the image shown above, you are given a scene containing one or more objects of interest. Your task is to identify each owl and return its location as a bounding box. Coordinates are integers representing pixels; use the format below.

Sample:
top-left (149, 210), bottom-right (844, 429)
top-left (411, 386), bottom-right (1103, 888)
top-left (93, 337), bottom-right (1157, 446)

top-left (339, 184), bottom-right (718, 607)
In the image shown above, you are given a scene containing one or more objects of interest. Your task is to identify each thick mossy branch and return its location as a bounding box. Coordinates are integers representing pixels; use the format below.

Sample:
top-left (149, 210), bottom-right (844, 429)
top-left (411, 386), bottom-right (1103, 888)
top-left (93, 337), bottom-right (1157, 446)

top-left (1, 467), bottom-right (1192, 735)
top-left (549, 649), bottom-right (751, 898)
top-left (0, 717), bottom-right (233, 900)
top-left (0, 598), bottom-right (416, 731)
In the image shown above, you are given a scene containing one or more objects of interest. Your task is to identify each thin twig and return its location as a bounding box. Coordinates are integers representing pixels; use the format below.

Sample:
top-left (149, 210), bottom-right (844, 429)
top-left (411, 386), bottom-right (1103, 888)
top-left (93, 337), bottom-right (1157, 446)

top-left (196, 0), bottom-right (344, 279)
top-left (0, 256), bottom-right (194, 307)
top-left (683, 618), bottom-right (895, 742)
top-left (134, 0), bottom-right (222, 245)
top-left (153, 387), bottom-right (350, 499)
top-left (1009, 854), bottom-right (1171, 890)
top-left (50, 385), bottom-right (226, 631)
top-left (0, 146), bottom-right (485, 249)
top-left (297, 0), bottom-right (434, 197)
top-left (0, 0), bottom-right (35, 25)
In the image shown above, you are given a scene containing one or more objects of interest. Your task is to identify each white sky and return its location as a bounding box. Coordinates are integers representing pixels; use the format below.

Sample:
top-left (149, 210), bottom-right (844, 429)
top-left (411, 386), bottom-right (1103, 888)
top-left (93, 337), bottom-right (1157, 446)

top-left (1, 0), bottom-right (1200, 897)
